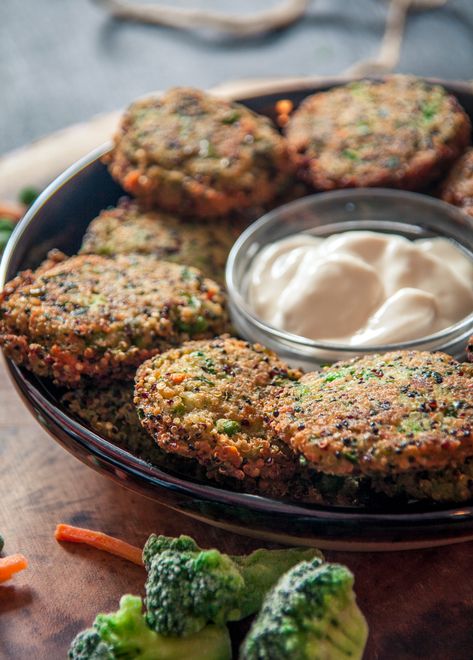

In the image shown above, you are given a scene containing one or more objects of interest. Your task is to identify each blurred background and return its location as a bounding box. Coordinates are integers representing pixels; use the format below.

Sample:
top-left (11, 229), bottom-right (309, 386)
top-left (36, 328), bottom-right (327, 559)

top-left (2, 0), bottom-right (473, 155)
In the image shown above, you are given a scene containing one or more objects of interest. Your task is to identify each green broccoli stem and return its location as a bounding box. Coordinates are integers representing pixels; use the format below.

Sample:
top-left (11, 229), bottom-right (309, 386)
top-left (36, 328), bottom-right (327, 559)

top-left (232, 547), bottom-right (323, 619)
top-left (69, 595), bottom-right (231, 660)
top-left (312, 595), bottom-right (368, 659)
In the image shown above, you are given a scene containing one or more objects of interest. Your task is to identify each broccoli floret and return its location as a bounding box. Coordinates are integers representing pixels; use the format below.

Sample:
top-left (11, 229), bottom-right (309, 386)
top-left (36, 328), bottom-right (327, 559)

top-left (0, 534), bottom-right (4, 552)
top-left (146, 546), bottom-right (244, 636)
top-left (240, 559), bottom-right (368, 660)
top-left (18, 186), bottom-right (40, 206)
top-left (0, 218), bottom-right (15, 252)
top-left (68, 628), bottom-right (113, 659)
top-left (232, 547), bottom-right (324, 618)
top-left (143, 534), bottom-right (322, 637)
top-left (69, 594), bottom-right (231, 660)
top-left (143, 534), bottom-right (199, 569)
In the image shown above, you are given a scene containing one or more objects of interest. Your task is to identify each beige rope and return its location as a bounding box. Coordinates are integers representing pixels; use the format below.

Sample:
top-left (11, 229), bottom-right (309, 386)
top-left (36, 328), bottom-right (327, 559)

top-left (346, 0), bottom-right (449, 76)
top-left (94, 0), bottom-right (450, 76)
top-left (93, 0), bottom-right (309, 37)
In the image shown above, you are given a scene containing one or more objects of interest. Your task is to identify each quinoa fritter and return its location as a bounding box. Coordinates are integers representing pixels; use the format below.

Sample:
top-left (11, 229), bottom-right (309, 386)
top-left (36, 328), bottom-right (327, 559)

top-left (61, 383), bottom-right (161, 460)
top-left (61, 383), bottom-right (205, 478)
top-left (134, 336), bottom-right (309, 498)
top-left (80, 198), bottom-right (245, 284)
top-left (440, 147), bottom-right (473, 217)
top-left (286, 76), bottom-right (470, 191)
top-left (106, 88), bottom-right (293, 217)
top-left (270, 351), bottom-right (473, 477)
top-left (0, 252), bottom-right (228, 386)
top-left (371, 458), bottom-right (473, 503)
top-left (63, 372), bottom-right (350, 503)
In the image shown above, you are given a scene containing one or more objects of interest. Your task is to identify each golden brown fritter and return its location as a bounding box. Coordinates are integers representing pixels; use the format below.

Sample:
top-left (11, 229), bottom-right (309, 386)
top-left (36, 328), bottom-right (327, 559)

top-left (61, 382), bottom-right (205, 478)
top-left (270, 351), bottom-right (473, 477)
top-left (0, 252), bottom-right (228, 386)
top-left (371, 459), bottom-right (473, 503)
top-left (134, 335), bottom-right (310, 498)
top-left (440, 147), bottom-right (473, 217)
top-left (80, 198), bottom-right (246, 284)
top-left (106, 88), bottom-right (293, 217)
top-left (286, 76), bottom-right (470, 191)
top-left (61, 382), bottom-right (160, 458)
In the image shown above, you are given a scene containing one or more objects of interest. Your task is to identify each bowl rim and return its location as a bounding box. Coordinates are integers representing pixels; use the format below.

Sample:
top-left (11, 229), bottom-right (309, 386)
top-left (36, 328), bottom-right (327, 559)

top-left (3, 77), bottom-right (473, 534)
top-left (225, 188), bottom-right (473, 354)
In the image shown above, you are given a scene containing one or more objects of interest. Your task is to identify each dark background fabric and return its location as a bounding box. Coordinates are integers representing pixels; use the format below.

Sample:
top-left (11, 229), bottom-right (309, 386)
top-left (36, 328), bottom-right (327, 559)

top-left (2, 0), bottom-right (473, 154)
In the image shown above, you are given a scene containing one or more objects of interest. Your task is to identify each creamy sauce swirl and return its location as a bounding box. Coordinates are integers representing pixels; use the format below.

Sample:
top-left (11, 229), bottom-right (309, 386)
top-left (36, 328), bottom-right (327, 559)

top-left (247, 231), bottom-right (473, 345)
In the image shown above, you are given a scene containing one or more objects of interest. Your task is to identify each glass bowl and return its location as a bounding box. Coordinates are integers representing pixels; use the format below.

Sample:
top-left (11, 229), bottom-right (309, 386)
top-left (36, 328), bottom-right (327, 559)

top-left (4, 81), bottom-right (473, 550)
top-left (226, 189), bottom-right (473, 371)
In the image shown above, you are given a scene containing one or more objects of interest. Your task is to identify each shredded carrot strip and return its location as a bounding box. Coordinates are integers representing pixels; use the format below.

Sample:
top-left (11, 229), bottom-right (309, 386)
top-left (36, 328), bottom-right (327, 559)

top-left (0, 201), bottom-right (25, 221)
top-left (0, 554), bottom-right (28, 583)
top-left (55, 524), bottom-right (144, 566)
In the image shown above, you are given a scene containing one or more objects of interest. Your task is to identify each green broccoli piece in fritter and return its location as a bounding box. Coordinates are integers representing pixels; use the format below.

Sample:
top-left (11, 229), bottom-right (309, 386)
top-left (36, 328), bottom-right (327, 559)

top-left (143, 534), bottom-right (322, 637)
top-left (0, 534), bottom-right (4, 552)
top-left (240, 558), bottom-right (368, 660)
top-left (68, 594), bottom-right (231, 660)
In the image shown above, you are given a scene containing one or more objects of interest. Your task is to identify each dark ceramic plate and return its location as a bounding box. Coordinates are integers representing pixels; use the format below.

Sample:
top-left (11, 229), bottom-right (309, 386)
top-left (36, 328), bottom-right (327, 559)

top-left (4, 78), bottom-right (473, 551)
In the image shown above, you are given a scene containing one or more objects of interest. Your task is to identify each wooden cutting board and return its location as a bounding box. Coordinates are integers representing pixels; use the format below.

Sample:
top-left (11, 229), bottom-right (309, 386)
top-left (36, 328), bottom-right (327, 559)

top-left (2, 358), bottom-right (473, 659)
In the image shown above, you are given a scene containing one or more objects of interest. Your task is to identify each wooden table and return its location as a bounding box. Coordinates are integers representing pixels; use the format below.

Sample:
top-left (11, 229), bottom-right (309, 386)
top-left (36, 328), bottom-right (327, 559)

top-left (1, 358), bottom-right (473, 660)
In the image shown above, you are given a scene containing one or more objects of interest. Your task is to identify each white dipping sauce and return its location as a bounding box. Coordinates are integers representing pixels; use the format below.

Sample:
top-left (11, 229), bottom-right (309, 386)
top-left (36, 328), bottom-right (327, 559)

top-left (247, 231), bottom-right (473, 345)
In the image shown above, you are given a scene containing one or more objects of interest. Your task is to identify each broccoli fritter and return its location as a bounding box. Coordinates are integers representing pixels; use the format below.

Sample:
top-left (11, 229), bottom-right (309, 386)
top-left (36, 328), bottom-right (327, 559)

top-left (286, 76), bottom-right (470, 191)
top-left (60, 383), bottom-right (173, 466)
top-left (241, 559), bottom-right (368, 660)
top-left (134, 336), bottom-right (310, 498)
top-left (80, 198), bottom-right (247, 284)
top-left (143, 534), bottom-right (322, 637)
top-left (241, 178), bottom-right (313, 223)
top-left (0, 252), bottom-right (228, 386)
top-left (440, 147), bottom-right (473, 217)
top-left (61, 381), bottom-right (354, 503)
top-left (62, 383), bottom-right (148, 450)
top-left (68, 594), bottom-right (232, 660)
top-left (61, 383), bottom-right (211, 481)
top-left (371, 457), bottom-right (473, 503)
top-left (106, 88), bottom-right (293, 217)
top-left (270, 351), bottom-right (473, 476)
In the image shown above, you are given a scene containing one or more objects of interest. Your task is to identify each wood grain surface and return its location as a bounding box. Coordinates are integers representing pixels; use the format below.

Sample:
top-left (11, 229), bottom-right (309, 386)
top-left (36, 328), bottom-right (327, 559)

top-left (1, 357), bottom-right (473, 660)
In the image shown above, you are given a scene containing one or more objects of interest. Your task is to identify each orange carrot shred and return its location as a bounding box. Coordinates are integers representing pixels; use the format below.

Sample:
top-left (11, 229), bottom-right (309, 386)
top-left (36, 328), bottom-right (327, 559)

top-left (55, 524), bottom-right (144, 566)
top-left (0, 554), bottom-right (28, 583)
top-left (123, 170), bottom-right (141, 191)
top-left (0, 201), bottom-right (25, 221)
top-left (275, 99), bottom-right (293, 115)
